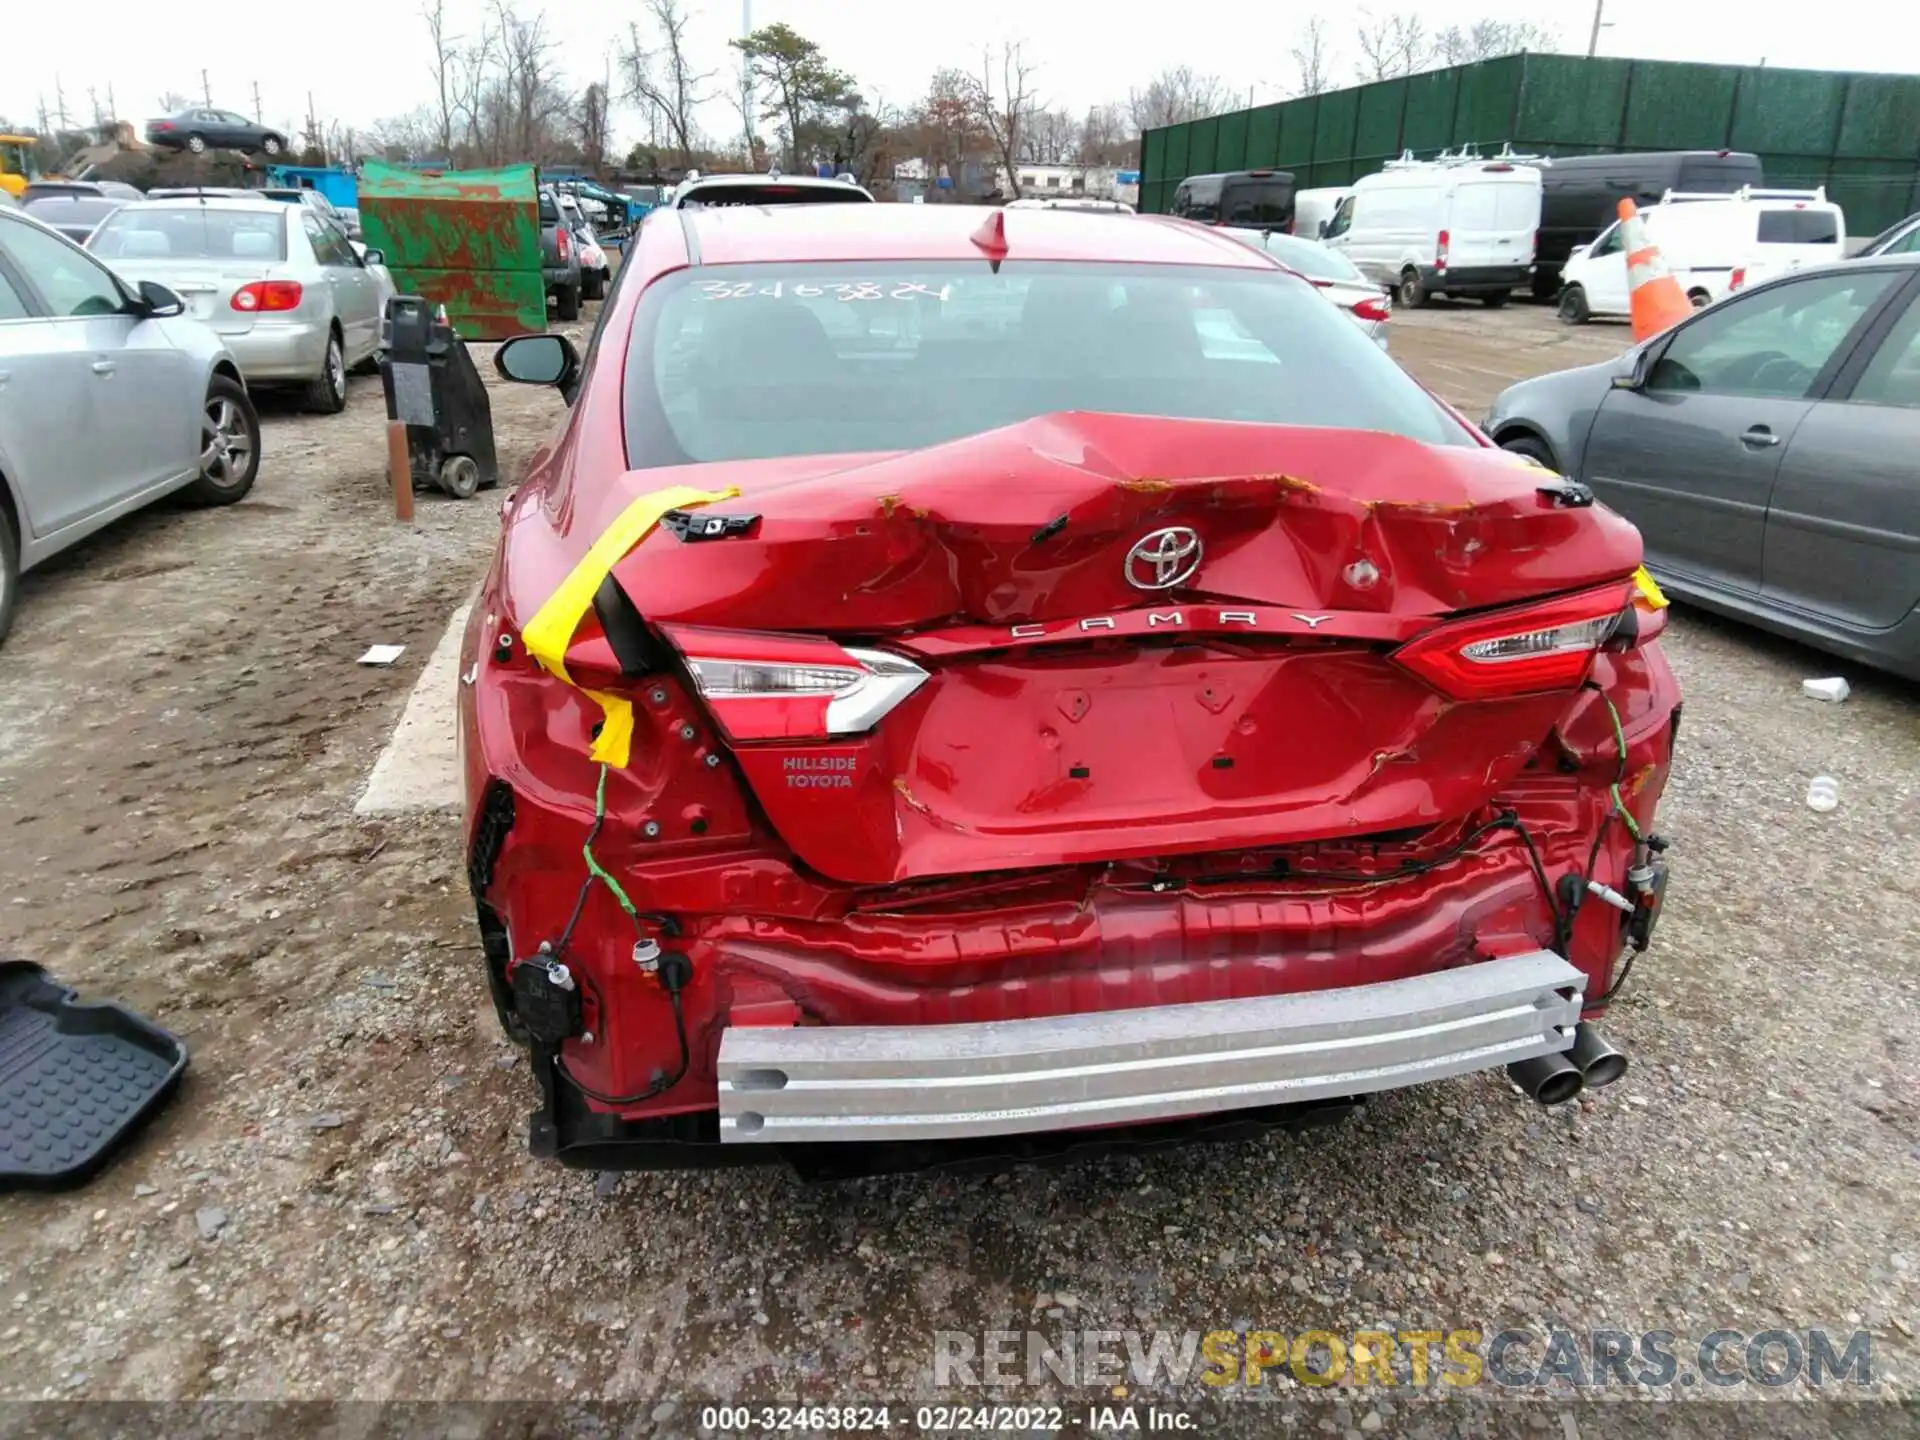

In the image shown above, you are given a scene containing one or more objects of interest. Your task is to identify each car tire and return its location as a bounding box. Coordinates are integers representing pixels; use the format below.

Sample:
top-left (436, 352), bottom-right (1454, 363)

top-left (261, 135), bottom-right (283, 156)
top-left (1399, 269), bottom-right (1429, 309)
top-left (182, 375), bottom-right (262, 506)
top-left (1557, 285), bottom-right (1591, 325)
top-left (581, 269), bottom-right (605, 301)
top-left (1531, 271), bottom-right (1560, 301)
top-left (186, 134), bottom-right (207, 155)
top-left (1481, 291), bottom-right (1510, 309)
top-left (1499, 434), bottom-right (1557, 470)
top-left (303, 330), bottom-right (348, 414)
top-left (438, 455), bottom-right (482, 499)
top-left (555, 283), bottom-right (581, 322)
top-left (0, 497), bottom-right (18, 649)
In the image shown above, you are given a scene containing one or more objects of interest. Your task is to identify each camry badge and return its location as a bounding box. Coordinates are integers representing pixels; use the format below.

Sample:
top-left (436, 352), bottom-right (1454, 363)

top-left (1125, 527), bottom-right (1203, 591)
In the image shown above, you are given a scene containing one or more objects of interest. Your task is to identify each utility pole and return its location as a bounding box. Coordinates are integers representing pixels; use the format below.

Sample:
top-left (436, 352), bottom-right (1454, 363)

top-left (107, 85), bottom-right (117, 126)
top-left (253, 82), bottom-right (263, 122)
top-left (740, 0), bottom-right (756, 152)
top-left (36, 97), bottom-right (50, 135)
top-left (307, 91), bottom-right (320, 162)
top-left (1586, 0), bottom-right (1605, 56)
top-left (201, 69), bottom-right (213, 106)
top-left (53, 77), bottom-right (70, 131)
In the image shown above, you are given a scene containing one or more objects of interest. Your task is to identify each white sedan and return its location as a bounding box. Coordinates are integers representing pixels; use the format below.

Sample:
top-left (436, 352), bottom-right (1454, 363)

top-left (1224, 229), bottom-right (1392, 349)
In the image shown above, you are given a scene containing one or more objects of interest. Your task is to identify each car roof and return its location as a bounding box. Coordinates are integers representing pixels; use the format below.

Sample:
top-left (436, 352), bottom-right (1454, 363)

top-left (114, 197), bottom-right (290, 216)
top-left (677, 203), bottom-right (1271, 268)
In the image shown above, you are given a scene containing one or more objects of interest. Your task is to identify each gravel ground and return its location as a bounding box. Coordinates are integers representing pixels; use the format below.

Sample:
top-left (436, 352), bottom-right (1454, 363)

top-left (0, 297), bottom-right (1913, 1432)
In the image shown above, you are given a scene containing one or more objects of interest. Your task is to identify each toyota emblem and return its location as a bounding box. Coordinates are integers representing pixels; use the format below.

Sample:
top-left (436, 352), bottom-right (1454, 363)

top-left (1125, 527), bottom-right (1203, 591)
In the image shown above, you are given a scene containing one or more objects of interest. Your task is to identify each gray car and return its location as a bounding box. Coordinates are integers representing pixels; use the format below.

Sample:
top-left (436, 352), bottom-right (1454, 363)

top-left (88, 198), bottom-right (386, 413)
top-left (1483, 254), bottom-right (1920, 680)
top-left (0, 206), bottom-right (260, 646)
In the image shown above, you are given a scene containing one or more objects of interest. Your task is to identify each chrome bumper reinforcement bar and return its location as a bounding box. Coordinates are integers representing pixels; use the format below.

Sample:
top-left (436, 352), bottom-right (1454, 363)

top-left (716, 951), bottom-right (1584, 1143)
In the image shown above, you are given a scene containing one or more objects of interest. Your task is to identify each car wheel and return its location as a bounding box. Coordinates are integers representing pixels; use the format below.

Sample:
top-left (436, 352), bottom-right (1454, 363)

top-left (303, 330), bottom-right (348, 414)
top-left (1399, 269), bottom-right (1428, 309)
top-left (1557, 285), bottom-right (1591, 325)
top-left (261, 135), bottom-right (283, 156)
top-left (581, 269), bottom-right (604, 301)
top-left (182, 375), bottom-right (261, 506)
top-left (1687, 288), bottom-right (1711, 309)
top-left (555, 283), bottom-right (581, 322)
top-left (186, 133), bottom-right (207, 155)
top-left (1499, 434), bottom-right (1557, 470)
top-left (1481, 291), bottom-right (1510, 309)
top-left (438, 455), bottom-right (482, 499)
top-left (0, 498), bottom-right (17, 648)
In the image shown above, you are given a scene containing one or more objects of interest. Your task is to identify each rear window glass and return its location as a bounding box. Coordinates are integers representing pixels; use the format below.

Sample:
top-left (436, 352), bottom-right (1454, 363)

top-left (623, 261), bottom-right (1469, 470)
top-left (1221, 179), bottom-right (1294, 227)
top-left (21, 197), bottom-right (119, 229)
top-left (1250, 234), bottom-right (1364, 282)
top-left (1757, 210), bottom-right (1840, 245)
top-left (91, 207), bottom-right (287, 261)
top-left (680, 183), bottom-right (869, 208)
top-left (1675, 157), bottom-right (1764, 192)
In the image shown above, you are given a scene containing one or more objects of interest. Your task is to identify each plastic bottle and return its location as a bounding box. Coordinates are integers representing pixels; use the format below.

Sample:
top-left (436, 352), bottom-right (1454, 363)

top-left (1806, 776), bottom-right (1839, 812)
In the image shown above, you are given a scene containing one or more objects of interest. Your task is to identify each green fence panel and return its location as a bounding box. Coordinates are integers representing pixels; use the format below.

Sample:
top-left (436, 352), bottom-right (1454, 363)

top-left (1164, 122), bottom-right (1192, 184)
top-left (1246, 104), bottom-right (1284, 167)
top-left (1354, 78), bottom-right (1409, 159)
top-left (356, 159), bottom-right (544, 339)
top-left (1453, 56), bottom-right (1525, 147)
top-left (1825, 158), bottom-right (1919, 236)
top-left (1188, 115), bottom-right (1221, 175)
top-left (1312, 87), bottom-right (1360, 165)
top-left (1730, 68), bottom-right (1848, 159)
top-left (1139, 127), bottom-right (1162, 205)
top-left (1516, 54), bottom-right (1632, 147)
top-left (1835, 73), bottom-right (1920, 160)
top-left (1623, 62), bottom-right (1743, 150)
top-left (1400, 70), bottom-right (1460, 155)
top-left (1278, 96), bottom-right (1320, 168)
top-left (1215, 108), bottom-right (1251, 172)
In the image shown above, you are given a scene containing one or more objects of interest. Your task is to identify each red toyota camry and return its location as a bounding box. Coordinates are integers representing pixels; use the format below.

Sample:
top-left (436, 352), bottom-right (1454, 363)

top-left (462, 203), bottom-right (1679, 1174)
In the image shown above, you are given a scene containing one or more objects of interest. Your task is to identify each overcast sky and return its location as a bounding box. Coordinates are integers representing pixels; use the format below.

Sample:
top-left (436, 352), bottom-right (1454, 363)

top-left (5, 0), bottom-right (1919, 149)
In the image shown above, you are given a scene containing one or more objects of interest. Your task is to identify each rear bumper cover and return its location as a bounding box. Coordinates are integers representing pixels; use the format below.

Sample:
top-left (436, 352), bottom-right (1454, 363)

top-left (716, 949), bottom-right (1583, 1144)
top-left (1426, 264), bottom-right (1530, 292)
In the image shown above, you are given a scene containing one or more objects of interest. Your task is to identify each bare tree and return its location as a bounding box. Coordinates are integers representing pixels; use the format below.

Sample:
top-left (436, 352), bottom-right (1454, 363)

top-left (622, 0), bottom-right (712, 168)
top-left (1126, 66), bottom-right (1229, 133)
top-left (1020, 107), bottom-right (1078, 165)
top-left (577, 76), bottom-right (612, 175)
top-left (1354, 11), bottom-right (1433, 81)
top-left (1077, 103), bottom-right (1133, 166)
top-left (450, 18), bottom-right (497, 157)
top-left (968, 42), bottom-right (1038, 198)
top-left (493, 0), bottom-right (568, 163)
top-left (1432, 18), bottom-right (1558, 65)
top-left (371, 106), bottom-right (440, 161)
top-left (157, 90), bottom-right (190, 113)
top-left (1291, 19), bottom-right (1336, 96)
top-left (423, 0), bottom-right (460, 157)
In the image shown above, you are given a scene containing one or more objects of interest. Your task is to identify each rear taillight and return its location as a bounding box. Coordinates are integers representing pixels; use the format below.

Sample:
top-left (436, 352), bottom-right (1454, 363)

top-left (231, 281), bottom-right (303, 312)
top-left (1729, 266), bottom-right (1746, 291)
top-left (1436, 228), bottom-right (1450, 272)
top-left (666, 627), bottom-right (929, 741)
top-left (1353, 295), bottom-right (1391, 322)
top-left (1391, 583), bottom-right (1632, 700)
top-left (555, 226), bottom-right (570, 261)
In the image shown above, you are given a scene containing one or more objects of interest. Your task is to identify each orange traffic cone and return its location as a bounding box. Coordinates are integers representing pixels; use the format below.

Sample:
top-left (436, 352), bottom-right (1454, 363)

top-left (1618, 198), bottom-right (1692, 342)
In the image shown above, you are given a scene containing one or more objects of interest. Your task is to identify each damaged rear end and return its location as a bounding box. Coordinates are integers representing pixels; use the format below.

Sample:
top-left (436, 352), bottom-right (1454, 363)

top-left (461, 248), bottom-right (1680, 1172)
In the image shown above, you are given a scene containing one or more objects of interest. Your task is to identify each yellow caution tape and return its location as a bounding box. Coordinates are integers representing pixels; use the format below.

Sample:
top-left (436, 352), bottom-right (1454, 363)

top-left (521, 484), bottom-right (739, 767)
top-left (1632, 565), bottom-right (1669, 610)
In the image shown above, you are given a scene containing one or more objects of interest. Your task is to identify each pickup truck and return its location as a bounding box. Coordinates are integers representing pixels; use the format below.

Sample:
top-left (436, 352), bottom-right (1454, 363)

top-left (538, 186), bottom-right (582, 322)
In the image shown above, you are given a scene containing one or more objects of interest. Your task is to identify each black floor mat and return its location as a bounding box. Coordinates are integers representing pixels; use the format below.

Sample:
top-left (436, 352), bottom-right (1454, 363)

top-left (0, 961), bottom-right (188, 1189)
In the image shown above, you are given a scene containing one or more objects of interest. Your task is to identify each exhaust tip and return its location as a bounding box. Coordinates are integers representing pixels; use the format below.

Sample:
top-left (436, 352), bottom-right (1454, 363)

top-left (1508, 1050), bottom-right (1585, 1106)
top-left (1570, 1022), bottom-right (1629, 1089)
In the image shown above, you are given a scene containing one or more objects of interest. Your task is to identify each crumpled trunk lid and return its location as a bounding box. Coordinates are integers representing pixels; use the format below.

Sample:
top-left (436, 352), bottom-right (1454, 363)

top-left (604, 413), bottom-right (1643, 885)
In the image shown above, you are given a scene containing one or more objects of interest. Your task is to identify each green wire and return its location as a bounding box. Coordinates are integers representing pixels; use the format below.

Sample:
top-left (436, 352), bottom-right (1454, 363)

top-left (1600, 693), bottom-right (1644, 842)
top-left (583, 764), bottom-right (641, 920)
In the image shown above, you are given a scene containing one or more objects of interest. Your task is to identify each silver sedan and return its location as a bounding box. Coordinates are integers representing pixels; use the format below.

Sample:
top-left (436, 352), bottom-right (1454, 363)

top-left (87, 197), bottom-right (385, 413)
top-left (0, 206), bottom-right (259, 647)
top-left (1223, 229), bottom-right (1393, 349)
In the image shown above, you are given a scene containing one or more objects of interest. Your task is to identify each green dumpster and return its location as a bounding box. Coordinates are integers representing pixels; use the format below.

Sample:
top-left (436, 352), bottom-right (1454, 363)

top-left (357, 160), bottom-right (546, 339)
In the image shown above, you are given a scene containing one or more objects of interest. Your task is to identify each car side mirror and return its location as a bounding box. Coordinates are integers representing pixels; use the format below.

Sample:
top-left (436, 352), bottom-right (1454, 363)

top-left (495, 333), bottom-right (580, 392)
top-left (136, 280), bottom-right (184, 318)
top-left (361, 247), bottom-right (385, 266)
top-left (1612, 348), bottom-right (1654, 391)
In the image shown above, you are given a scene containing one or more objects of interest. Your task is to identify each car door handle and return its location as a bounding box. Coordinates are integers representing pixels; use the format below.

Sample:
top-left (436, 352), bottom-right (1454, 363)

top-left (1740, 426), bottom-right (1780, 448)
top-left (91, 360), bottom-right (116, 376)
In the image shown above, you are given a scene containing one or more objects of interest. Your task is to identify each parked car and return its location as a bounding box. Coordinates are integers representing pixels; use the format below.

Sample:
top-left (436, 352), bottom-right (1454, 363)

top-left (1323, 152), bottom-right (1542, 308)
top-left (0, 206), bottom-right (260, 647)
top-left (88, 197), bottom-right (386, 412)
top-left (146, 186), bottom-right (253, 200)
top-left (1292, 185), bottom-right (1353, 240)
top-left (1532, 150), bottom-right (1763, 298)
top-left (335, 206), bottom-right (363, 241)
top-left (1557, 188), bottom-right (1845, 323)
top-left (537, 187), bottom-right (582, 321)
top-left (1168, 169), bottom-right (1297, 235)
top-left (145, 108), bottom-right (288, 157)
top-left (18, 193), bottom-right (125, 244)
top-left (1006, 197), bottom-right (1135, 213)
top-left (21, 179), bottom-right (145, 203)
top-left (1222, 229), bottom-right (1392, 348)
top-left (667, 171), bottom-right (875, 208)
top-left (555, 192), bottom-right (611, 300)
top-left (258, 186), bottom-right (348, 229)
top-left (464, 203), bottom-right (1678, 1172)
top-left (1856, 211), bottom-right (1920, 259)
top-left (1484, 254), bottom-right (1920, 680)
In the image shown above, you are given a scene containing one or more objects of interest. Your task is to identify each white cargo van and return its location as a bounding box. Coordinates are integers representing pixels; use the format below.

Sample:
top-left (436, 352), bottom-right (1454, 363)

top-left (1293, 187), bottom-right (1352, 240)
top-left (1555, 187), bottom-right (1846, 323)
top-left (1322, 150), bottom-right (1542, 308)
